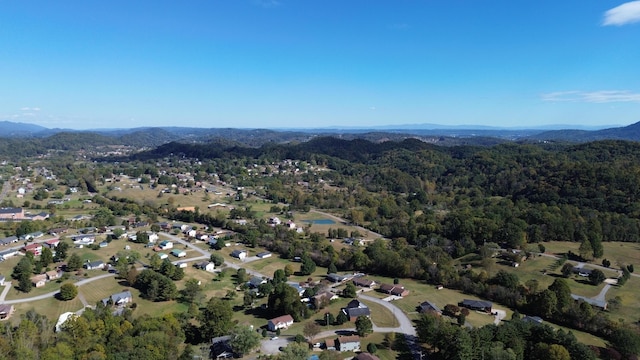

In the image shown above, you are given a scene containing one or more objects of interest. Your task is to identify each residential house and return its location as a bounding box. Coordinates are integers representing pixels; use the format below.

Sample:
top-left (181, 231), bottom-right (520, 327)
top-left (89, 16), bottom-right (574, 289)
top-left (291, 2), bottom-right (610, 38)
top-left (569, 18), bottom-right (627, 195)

top-left (158, 253), bottom-right (169, 260)
top-left (313, 291), bottom-right (339, 309)
top-left (268, 217), bottom-right (282, 226)
top-left (0, 236), bottom-right (18, 246)
top-left (99, 242), bottom-right (109, 248)
top-left (336, 335), bottom-right (361, 352)
top-left (571, 294), bottom-right (608, 310)
top-left (0, 249), bottom-right (19, 260)
top-left (0, 304), bottom-right (14, 320)
top-left (378, 283), bottom-right (410, 297)
top-left (460, 299), bottom-right (493, 313)
top-left (256, 251), bottom-right (272, 259)
top-left (170, 249), bottom-right (187, 258)
top-left (147, 232), bottom-right (159, 242)
top-left (0, 275), bottom-right (5, 286)
top-left (102, 290), bottom-right (133, 306)
top-left (45, 270), bottom-right (61, 281)
top-left (572, 267), bottom-right (593, 277)
top-left (44, 238), bottom-right (60, 248)
top-left (522, 315), bottom-right (543, 325)
top-left (210, 335), bottom-right (233, 359)
top-left (247, 276), bottom-right (267, 288)
top-left (288, 283), bottom-right (306, 297)
top-left (72, 234), bottom-right (95, 245)
top-left (158, 240), bottom-right (173, 250)
top-left (352, 277), bottom-right (377, 288)
top-left (23, 243), bottom-right (43, 256)
top-left (176, 262), bottom-right (188, 268)
top-left (184, 228), bottom-right (197, 238)
top-left (326, 273), bottom-right (347, 283)
top-left (341, 299), bottom-right (371, 321)
top-left (84, 260), bottom-right (106, 270)
top-left (195, 261), bottom-right (215, 272)
top-left (418, 300), bottom-right (442, 315)
top-left (0, 207), bottom-right (24, 220)
top-left (231, 249), bottom-right (247, 260)
top-left (324, 338), bottom-right (336, 351)
top-left (267, 314), bottom-right (294, 331)
top-left (31, 274), bottom-right (47, 288)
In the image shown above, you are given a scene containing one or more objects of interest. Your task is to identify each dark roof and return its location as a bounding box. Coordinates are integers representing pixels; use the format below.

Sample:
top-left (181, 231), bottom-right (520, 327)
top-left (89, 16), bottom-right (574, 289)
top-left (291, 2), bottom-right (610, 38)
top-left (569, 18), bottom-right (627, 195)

top-left (344, 307), bottom-right (371, 318)
top-left (0, 207), bottom-right (22, 214)
top-left (345, 299), bottom-right (366, 309)
top-left (522, 315), bottom-right (543, 324)
top-left (419, 300), bottom-right (441, 313)
top-left (461, 299), bottom-right (493, 309)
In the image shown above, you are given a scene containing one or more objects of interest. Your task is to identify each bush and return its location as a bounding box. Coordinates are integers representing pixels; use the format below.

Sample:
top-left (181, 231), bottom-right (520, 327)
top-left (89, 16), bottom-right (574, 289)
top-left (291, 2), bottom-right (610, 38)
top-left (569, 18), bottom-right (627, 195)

top-left (59, 283), bottom-right (78, 301)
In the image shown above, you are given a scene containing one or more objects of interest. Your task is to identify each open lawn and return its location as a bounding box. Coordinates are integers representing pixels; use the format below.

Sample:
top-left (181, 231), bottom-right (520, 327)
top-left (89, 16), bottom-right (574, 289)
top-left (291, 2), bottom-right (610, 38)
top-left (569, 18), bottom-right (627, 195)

top-left (543, 241), bottom-right (640, 269)
top-left (606, 276), bottom-right (640, 322)
top-left (10, 295), bottom-right (84, 326)
top-left (361, 299), bottom-right (399, 328)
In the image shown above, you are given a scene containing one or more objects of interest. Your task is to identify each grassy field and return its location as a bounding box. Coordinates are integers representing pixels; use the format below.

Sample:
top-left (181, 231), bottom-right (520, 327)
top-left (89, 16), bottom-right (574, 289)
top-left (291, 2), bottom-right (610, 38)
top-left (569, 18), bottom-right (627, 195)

top-left (606, 276), bottom-right (640, 322)
top-left (543, 241), bottom-right (640, 269)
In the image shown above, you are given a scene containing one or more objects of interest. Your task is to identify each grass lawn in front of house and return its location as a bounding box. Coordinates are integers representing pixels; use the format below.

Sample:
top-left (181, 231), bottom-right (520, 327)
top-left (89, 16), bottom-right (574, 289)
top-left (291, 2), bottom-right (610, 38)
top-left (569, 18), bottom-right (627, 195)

top-left (10, 295), bottom-right (84, 326)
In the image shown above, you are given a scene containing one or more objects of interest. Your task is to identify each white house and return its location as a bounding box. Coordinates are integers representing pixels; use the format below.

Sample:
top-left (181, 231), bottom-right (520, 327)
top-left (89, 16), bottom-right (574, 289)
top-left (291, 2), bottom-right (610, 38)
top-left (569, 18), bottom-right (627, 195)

top-left (267, 314), bottom-right (294, 331)
top-left (148, 232), bottom-right (159, 243)
top-left (171, 249), bottom-right (187, 258)
top-left (195, 261), bottom-right (215, 272)
top-left (158, 241), bottom-right (173, 250)
top-left (231, 249), bottom-right (248, 260)
top-left (158, 253), bottom-right (169, 260)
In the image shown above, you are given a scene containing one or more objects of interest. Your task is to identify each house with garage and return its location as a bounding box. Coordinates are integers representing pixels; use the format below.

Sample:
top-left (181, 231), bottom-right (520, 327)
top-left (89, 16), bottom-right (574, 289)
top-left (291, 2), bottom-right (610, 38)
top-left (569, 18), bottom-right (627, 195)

top-left (0, 207), bottom-right (24, 220)
top-left (352, 277), bottom-right (377, 288)
top-left (341, 299), bottom-right (371, 321)
top-left (0, 304), bottom-right (14, 320)
top-left (336, 335), bottom-right (361, 352)
top-left (44, 238), bottom-right (60, 248)
top-left (313, 291), bottom-right (339, 308)
top-left (158, 240), bottom-right (173, 250)
top-left (231, 249), bottom-right (248, 260)
top-left (378, 283), bottom-right (410, 297)
top-left (170, 249), bottom-right (187, 258)
top-left (45, 270), bottom-right (61, 281)
top-left (418, 300), bottom-right (442, 315)
top-left (23, 243), bottom-right (43, 256)
top-left (31, 274), bottom-right (47, 288)
top-left (256, 251), bottom-right (272, 259)
top-left (460, 299), bottom-right (493, 313)
top-left (84, 260), bottom-right (105, 270)
top-left (267, 314), bottom-right (294, 331)
top-left (102, 290), bottom-right (133, 306)
top-left (326, 273), bottom-right (347, 283)
top-left (195, 261), bottom-right (215, 272)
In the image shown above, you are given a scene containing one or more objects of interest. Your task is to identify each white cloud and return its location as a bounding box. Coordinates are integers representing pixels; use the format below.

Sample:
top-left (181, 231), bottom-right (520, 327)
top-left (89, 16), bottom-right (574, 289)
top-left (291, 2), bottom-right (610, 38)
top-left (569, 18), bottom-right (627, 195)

top-left (541, 90), bottom-right (640, 103)
top-left (603, 1), bottom-right (640, 26)
top-left (20, 107), bottom-right (41, 111)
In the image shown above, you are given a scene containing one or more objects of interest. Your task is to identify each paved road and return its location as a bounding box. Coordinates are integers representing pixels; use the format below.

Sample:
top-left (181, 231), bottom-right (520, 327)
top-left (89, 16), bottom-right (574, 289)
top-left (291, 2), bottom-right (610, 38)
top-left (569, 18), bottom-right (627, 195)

top-left (359, 294), bottom-right (416, 336)
top-left (594, 284), bottom-right (612, 302)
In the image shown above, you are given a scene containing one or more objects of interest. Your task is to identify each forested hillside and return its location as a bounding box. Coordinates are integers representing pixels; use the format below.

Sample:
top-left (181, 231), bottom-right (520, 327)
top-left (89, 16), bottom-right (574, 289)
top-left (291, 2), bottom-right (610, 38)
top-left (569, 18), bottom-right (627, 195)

top-left (132, 138), bottom-right (640, 253)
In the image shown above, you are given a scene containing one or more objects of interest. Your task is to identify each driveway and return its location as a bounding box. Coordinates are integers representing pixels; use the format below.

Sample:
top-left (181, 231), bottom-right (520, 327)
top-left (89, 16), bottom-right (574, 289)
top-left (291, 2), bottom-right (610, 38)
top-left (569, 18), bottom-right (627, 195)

top-left (359, 294), bottom-right (416, 336)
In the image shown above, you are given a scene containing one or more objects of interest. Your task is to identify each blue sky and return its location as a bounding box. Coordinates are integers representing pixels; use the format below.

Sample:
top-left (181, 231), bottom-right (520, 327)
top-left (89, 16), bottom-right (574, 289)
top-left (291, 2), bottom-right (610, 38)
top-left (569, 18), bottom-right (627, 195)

top-left (1, 0), bottom-right (639, 130)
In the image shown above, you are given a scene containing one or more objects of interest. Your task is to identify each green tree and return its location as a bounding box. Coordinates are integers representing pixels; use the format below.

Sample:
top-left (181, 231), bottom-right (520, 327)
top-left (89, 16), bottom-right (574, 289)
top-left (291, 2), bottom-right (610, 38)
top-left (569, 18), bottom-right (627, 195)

top-left (53, 240), bottom-right (69, 262)
top-left (578, 240), bottom-right (593, 260)
top-left (268, 282), bottom-right (308, 321)
top-left (355, 316), bottom-right (373, 337)
top-left (200, 297), bottom-right (234, 338)
top-left (342, 282), bottom-right (357, 298)
top-left (367, 343), bottom-right (377, 354)
top-left (278, 342), bottom-right (309, 360)
top-left (300, 254), bottom-right (316, 276)
top-left (561, 262), bottom-right (574, 278)
top-left (602, 258), bottom-right (611, 268)
top-left (335, 311), bottom-right (348, 325)
top-left (209, 253), bottom-right (224, 266)
top-left (228, 325), bottom-right (261, 357)
top-left (40, 247), bottom-right (54, 268)
top-left (284, 264), bottom-right (294, 277)
top-left (59, 283), bottom-right (78, 300)
top-left (588, 269), bottom-right (606, 285)
top-left (327, 262), bottom-right (337, 274)
top-left (67, 253), bottom-right (83, 271)
top-left (610, 327), bottom-right (640, 357)
top-left (236, 268), bottom-right (248, 285)
top-left (273, 269), bottom-right (287, 285)
top-left (548, 278), bottom-right (571, 314)
top-left (181, 278), bottom-right (203, 304)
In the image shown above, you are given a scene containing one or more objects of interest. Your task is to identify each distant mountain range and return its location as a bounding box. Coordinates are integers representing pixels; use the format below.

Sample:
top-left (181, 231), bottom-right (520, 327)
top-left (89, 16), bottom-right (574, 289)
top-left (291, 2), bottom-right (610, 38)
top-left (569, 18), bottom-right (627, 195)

top-left (0, 120), bottom-right (639, 147)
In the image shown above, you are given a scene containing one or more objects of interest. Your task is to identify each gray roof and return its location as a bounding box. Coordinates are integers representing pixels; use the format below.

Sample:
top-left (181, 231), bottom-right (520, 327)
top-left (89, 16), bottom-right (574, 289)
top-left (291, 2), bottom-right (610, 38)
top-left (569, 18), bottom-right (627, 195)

top-left (419, 300), bottom-right (441, 313)
top-left (461, 299), bottom-right (493, 309)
